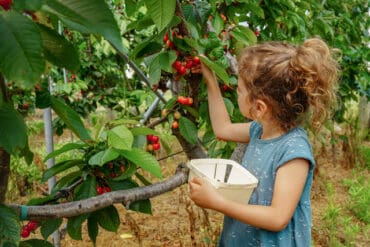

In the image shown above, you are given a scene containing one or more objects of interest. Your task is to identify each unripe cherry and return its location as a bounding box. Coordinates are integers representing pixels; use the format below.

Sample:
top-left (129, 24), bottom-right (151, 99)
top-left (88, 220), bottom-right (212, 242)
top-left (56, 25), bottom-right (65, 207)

top-left (174, 111), bottom-right (181, 119)
top-left (172, 121), bottom-right (179, 129)
top-left (147, 144), bottom-right (154, 151)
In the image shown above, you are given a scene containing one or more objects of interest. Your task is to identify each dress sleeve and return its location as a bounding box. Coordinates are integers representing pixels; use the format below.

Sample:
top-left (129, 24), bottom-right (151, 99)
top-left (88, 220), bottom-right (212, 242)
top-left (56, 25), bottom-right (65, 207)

top-left (274, 132), bottom-right (316, 172)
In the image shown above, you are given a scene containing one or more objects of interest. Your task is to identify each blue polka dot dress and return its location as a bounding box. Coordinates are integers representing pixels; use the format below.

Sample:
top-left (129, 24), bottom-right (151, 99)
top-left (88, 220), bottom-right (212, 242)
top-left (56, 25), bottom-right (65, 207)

top-left (218, 121), bottom-right (315, 247)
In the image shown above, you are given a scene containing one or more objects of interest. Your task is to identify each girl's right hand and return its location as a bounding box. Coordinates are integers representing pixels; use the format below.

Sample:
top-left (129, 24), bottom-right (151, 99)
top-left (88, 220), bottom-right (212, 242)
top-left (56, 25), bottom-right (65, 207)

top-left (200, 60), bottom-right (218, 87)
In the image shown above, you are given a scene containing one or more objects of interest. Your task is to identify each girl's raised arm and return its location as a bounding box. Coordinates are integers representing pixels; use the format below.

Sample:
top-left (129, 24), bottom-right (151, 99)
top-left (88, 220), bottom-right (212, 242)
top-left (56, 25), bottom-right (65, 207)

top-left (201, 62), bottom-right (251, 143)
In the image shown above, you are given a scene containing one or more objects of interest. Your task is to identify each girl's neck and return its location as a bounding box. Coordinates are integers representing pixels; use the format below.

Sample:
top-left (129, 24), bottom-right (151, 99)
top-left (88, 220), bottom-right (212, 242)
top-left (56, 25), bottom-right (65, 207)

top-left (259, 121), bottom-right (286, 140)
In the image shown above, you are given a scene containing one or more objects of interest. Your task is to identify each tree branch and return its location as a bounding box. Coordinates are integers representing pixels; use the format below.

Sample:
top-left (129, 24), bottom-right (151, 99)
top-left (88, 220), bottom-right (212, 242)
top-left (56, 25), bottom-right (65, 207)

top-left (8, 163), bottom-right (189, 220)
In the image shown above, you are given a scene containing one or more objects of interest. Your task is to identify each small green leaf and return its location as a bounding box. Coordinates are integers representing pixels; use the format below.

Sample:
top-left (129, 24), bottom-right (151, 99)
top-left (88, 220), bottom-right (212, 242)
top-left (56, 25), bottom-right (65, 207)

top-left (40, 218), bottom-right (63, 240)
top-left (130, 127), bottom-right (160, 136)
top-left (119, 149), bottom-right (162, 178)
top-left (0, 104), bottom-right (27, 154)
top-left (0, 11), bottom-right (45, 87)
top-left (159, 51), bottom-right (177, 73)
top-left (27, 195), bottom-right (54, 206)
top-left (145, 0), bottom-right (176, 31)
top-left (67, 214), bottom-right (89, 240)
top-left (19, 239), bottom-right (54, 247)
top-left (44, 142), bottom-right (87, 162)
top-left (87, 216), bottom-right (99, 245)
top-left (0, 204), bottom-right (21, 243)
top-left (107, 125), bottom-right (133, 150)
top-left (88, 148), bottom-right (119, 166)
top-left (35, 90), bottom-right (52, 109)
top-left (42, 159), bottom-right (83, 182)
top-left (95, 206), bottom-right (120, 232)
top-left (179, 117), bottom-right (198, 145)
top-left (51, 97), bottom-right (92, 142)
top-left (74, 176), bottom-right (97, 200)
top-left (50, 171), bottom-right (82, 195)
top-left (199, 56), bottom-right (229, 83)
top-left (129, 200), bottom-right (152, 214)
top-left (37, 23), bottom-right (80, 71)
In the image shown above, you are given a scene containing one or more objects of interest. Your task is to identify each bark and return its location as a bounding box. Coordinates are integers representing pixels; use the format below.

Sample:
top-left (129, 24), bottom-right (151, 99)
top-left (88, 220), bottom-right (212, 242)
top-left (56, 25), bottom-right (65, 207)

top-left (0, 74), bottom-right (10, 204)
top-left (0, 146), bottom-right (10, 204)
top-left (8, 163), bottom-right (189, 220)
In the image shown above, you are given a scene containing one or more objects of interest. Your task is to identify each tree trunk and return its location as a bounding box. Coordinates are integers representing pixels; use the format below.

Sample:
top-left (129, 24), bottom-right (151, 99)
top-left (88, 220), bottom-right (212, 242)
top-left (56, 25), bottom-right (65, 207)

top-left (0, 146), bottom-right (10, 203)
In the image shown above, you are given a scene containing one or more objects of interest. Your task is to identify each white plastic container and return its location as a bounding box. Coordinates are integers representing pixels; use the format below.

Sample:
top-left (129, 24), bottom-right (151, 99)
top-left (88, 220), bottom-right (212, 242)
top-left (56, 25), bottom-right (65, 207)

top-left (188, 158), bottom-right (258, 204)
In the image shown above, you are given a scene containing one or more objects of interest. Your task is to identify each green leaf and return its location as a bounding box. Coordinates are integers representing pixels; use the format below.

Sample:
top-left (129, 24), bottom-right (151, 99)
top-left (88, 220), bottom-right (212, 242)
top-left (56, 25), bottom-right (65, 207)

top-left (50, 170), bottom-right (82, 195)
top-left (51, 97), bottom-right (92, 142)
top-left (27, 195), bottom-right (54, 206)
top-left (147, 53), bottom-right (161, 85)
top-left (179, 117), bottom-right (198, 145)
top-left (37, 23), bottom-right (80, 71)
top-left (74, 176), bottom-right (97, 200)
top-left (199, 56), bottom-right (229, 83)
top-left (43, 0), bottom-right (126, 54)
top-left (231, 26), bottom-right (257, 46)
top-left (0, 204), bottom-right (21, 243)
top-left (129, 200), bottom-right (152, 214)
top-left (19, 239), bottom-right (53, 247)
top-left (0, 11), bottom-right (45, 87)
top-left (67, 214), bottom-right (89, 240)
top-left (159, 50), bottom-right (177, 73)
top-left (35, 90), bottom-right (52, 109)
top-left (107, 125), bottom-right (133, 150)
top-left (119, 149), bottom-right (162, 178)
top-left (145, 0), bottom-right (176, 32)
top-left (42, 159), bottom-right (83, 182)
top-left (87, 216), bottom-right (99, 245)
top-left (88, 148), bottom-right (119, 167)
top-left (44, 142), bottom-right (87, 162)
top-left (108, 178), bottom-right (139, 191)
top-left (0, 103), bottom-right (27, 154)
top-left (40, 218), bottom-right (63, 240)
top-left (95, 206), bottom-right (120, 232)
top-left (130, 127), bottom-right (160, 136)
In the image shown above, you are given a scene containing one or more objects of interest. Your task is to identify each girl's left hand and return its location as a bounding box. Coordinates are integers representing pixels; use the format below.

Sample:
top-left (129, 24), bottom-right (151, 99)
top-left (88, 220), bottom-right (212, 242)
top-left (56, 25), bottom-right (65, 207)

top-left (189, 177), bottom-right (224, 210)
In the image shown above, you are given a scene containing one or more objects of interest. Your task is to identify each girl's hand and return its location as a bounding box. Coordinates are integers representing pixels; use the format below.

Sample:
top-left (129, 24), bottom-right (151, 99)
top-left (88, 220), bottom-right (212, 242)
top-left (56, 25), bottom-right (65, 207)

top-left (200, 60), bottom-right (218, 87)
top-left (189, 177), bottom-right (224, 210)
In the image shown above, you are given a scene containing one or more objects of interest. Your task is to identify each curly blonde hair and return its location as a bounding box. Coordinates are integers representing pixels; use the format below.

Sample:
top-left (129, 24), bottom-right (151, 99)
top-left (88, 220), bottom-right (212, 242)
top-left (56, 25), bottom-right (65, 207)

top-left (237, 38), bottom-right (340, 131)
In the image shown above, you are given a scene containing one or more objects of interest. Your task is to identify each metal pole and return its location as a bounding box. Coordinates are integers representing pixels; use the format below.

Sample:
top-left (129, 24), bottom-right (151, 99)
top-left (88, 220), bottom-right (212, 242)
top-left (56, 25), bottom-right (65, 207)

top-left (43, 77), bottom-right (60, 247)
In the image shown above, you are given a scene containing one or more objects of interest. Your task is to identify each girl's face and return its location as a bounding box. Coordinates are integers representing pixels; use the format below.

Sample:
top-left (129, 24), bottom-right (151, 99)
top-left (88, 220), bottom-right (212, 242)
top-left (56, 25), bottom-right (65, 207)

top-left (237, 78), bottom-right (255, 119)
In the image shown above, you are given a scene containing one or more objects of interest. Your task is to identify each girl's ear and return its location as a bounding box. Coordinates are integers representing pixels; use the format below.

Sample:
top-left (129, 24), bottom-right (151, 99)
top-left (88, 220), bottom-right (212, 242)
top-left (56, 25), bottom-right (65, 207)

top-left (255, 99), bottom-right (269, 118)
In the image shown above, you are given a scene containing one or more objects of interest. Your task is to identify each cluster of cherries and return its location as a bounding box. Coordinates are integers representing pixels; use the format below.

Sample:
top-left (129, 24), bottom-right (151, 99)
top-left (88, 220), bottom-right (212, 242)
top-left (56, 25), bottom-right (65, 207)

top-left (96, 185), bottom-right (112, 195)
top-left (21, 220), bottom-right (39, 238)
top-left (163, 31), bottom-right (201, 77)
top-left (177, 95), bottom-right (193, 106)
top-left (146, 135), bottom-right (161, 151)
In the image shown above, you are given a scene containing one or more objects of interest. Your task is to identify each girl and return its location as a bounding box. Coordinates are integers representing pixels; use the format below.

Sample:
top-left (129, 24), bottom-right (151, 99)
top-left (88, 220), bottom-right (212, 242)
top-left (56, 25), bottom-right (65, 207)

top-left (189, 38), bottom-right (339, 246)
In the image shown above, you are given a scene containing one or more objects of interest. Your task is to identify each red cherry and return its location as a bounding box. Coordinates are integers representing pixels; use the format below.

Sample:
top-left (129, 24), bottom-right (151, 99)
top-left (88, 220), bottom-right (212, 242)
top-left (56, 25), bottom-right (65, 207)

top-left (185, 60), bottom-right (193, 69)
top-left (27, 221), bottom-right (38, 231)
top-left (21, 228), bottom-right (30, 238)
top-left (187, 97), bottom-right (193, 106)
top-left (172, 60), bottom-right (182, 70)
top-left (0, 0), bottom-right (12, 10)
top-left (151, 135), bottom-right (159, 144)
top-left (147, 134), bottom-right (154, 142)
top-left (193, 56), bottom-right (200, 65)
top-left (153, 143), bottom-right (160, 150)
top-left (178, 66), bottom-right (187, 75)
top-left (110, 172), bottom-right (116, 178)
top-left (104, 186), bottom-right (111, 193)
top-left (120, 165), bottom-right (125, 173)
top-left (97, 186), bottom-right (104, 195)
top-left (163, 33), bottom-right (169, 42)
top-left (254, 30), bottom-right (260, 37)
top-left (166, 40), bottom-right (174, 48)
top-left (181, 97), bottom-right (189, 105)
